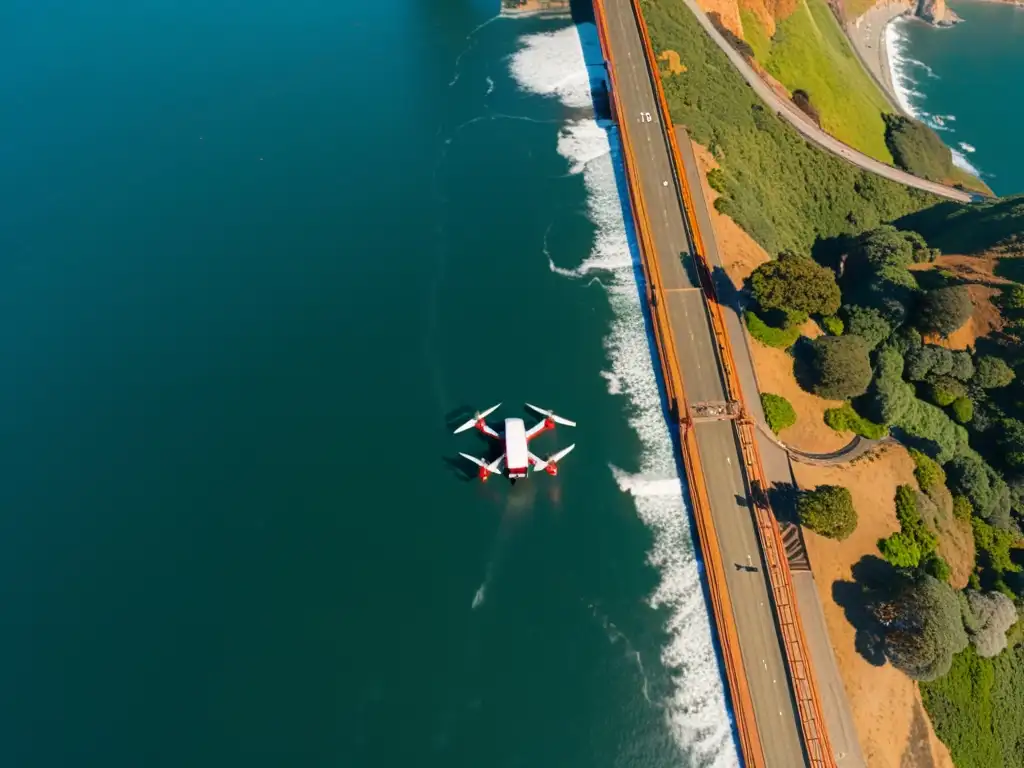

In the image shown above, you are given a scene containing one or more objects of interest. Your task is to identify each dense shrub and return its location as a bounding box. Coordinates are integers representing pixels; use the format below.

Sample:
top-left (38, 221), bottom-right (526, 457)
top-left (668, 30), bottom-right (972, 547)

top-left (953, 494), bottom-right (973, 522)
top-left (863, 347), bottom-right (916, 423)
top-left (879, 484), bottom-right (938, 569)
top-left (897, 398), bottom-right (969, 464)
top-left (839, 304), bottom-right (891, 349)
top-left (798, 485), bottom-right (857, 540)
top-left (997, 418), bottom-right (1024, 469)
top-left (924, 552), bottom-right (953, 583)
top-left (974, 356), bottom-right (1015, 390)
top-left (883, 114), bottom-right (954, 183)
top-left (963, 591), bottom-right (1019, 658)
top-left (1000, 283), bottom-right (1024, 311)
top-left (911, 448), bottom-right (947, 491)
top-left (951, 396), bottom-right (974, 424)
top-left (921, 643), bottom-right (1024, 768)
top-left (878, 575), bottom-right (969, 681)
top-left (761, 393), bottom-right (797, 434)
top-left (745, 310), bottom-right (800, 349)
top-left (972, 518), bottom-right (1022, 576)
top-left (947, 451), bottom-right (1013, 530)
top-left (926, 375), bottom-right (968, 407)
top-left (916, 286), bottom-right (974, 337)
top-left (905, 345), bottom-right (975, 382)
top-left (896, 193), bottom-right (1024, 257)
top-left (824, 402), bottom-right (887, 439)
top-left (750, 251), bottom-right (841, 316)
top-left (821, 315), bottom-right (844, 335)
top-left (880, 532), bottom-right (923, 568)
top-left (808, 335), bottom-right (872, 399)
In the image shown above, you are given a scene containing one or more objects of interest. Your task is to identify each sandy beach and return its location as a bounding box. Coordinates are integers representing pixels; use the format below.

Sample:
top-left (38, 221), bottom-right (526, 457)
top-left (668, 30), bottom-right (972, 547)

top-left (847, 0), bottom-right (913, 111)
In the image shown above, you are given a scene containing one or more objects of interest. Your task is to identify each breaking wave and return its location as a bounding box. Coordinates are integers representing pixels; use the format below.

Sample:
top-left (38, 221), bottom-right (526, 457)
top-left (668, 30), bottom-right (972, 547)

top-left (509, 21), bottom-right (738, 768)
top-left (885, 19), bottom-right (984, 178)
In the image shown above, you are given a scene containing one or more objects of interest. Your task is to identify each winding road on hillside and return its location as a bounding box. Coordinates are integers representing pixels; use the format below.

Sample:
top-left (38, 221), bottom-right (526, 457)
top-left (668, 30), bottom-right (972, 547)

top-left (674, 0), bottom-right (974, 203)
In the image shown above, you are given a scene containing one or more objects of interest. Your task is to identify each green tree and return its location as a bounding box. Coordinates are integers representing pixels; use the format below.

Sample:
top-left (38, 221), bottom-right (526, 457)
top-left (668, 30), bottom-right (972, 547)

top-left (879, 532), bottom-right (923, 568)
top-left (963, 590), bottom-right (1019, 658)
top-left (925, 375), bottom-right (967, 407)
top-left (883, 114), bottom-right (954, 183)
top-left (798, 485), bottom-right (858, 540)
top-left (997, 418), bottom-right (1024, 469)
top-left (761, 393), bottom-right (796, 434)
top-left (972, 518), bottom-right (1022, 575)
top-left (948, 451), bottom-right (1013, 530)
top-left (1000, 283), bottom-right (1024, 311)
top-left (973, 356), bottom-right (1015, 390)
top-left (878, 575), bottom-right (968, 681)
top-left (750, 251), bottom-right (841, 317)
top-left (951, 396), bottom-right (974, 424)
top-left (916, 286), bottom-right (973, 337)
top-left (808, 335), bottom-right (872, 400)
top-left (952, 494), bottom-right (973, 521)
top-left (910, 448), bottom-right (946, 491)
top-left (839, 304), bottom-right (891, 350)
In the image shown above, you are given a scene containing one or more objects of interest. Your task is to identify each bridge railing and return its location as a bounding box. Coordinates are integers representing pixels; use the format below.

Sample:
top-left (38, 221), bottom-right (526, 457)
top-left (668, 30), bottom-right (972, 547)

top-left (620, 1), bottom-right (837, 765)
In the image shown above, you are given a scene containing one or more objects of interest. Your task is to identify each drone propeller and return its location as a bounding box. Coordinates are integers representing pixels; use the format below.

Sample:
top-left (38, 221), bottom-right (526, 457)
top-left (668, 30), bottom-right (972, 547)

top-left (453, 402), bottom-right (502, 434)
top-left (525, 403), bottom-right (576, 427)
top-left (458, 452), bottom-right (504, 481)
top-left (531, 444), bottom-right (576, 475)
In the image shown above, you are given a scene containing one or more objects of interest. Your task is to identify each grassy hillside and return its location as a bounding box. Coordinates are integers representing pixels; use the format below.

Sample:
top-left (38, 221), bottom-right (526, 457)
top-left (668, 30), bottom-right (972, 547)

top-left (640, 0), bottom-right (938, 256)
top-left (897, 195), bottom-right (1024, 255)
top-left (743, 0), bottom-right (894, 162)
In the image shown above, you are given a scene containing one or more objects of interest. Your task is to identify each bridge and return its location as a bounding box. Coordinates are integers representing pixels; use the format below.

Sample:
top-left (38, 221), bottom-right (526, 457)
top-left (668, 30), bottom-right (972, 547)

top-left (592, 1), bottom-right (868, 766)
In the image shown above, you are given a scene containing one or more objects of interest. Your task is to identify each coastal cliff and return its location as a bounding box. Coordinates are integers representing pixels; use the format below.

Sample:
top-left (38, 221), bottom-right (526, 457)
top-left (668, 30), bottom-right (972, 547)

top-left (914, 0), bottom-right (962, 26)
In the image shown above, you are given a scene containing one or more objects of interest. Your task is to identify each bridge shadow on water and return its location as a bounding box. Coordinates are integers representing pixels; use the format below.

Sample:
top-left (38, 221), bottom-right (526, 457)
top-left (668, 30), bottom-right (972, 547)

top-left (570, 12), bottom-right (744, 759)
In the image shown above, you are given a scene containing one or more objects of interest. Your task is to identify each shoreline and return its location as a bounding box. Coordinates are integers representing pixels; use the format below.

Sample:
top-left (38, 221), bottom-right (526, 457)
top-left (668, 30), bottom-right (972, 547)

top-left (499, 0), bottom-right (572, 19)
top-left (847, 1), bottom-right (912, 111)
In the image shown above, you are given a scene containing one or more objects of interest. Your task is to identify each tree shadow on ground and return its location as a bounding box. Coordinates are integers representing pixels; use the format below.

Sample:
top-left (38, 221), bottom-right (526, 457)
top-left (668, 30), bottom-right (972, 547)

top-left (767, 481), bottom-right (799, 526)
top-left (811, 233), bottom-right (853, 273)
top-left (791, 336), bottom-right (818, 393)
top-left (832, 555), bottom-right (904, 667)
top-left (710, 264), bottom-right (744, 317)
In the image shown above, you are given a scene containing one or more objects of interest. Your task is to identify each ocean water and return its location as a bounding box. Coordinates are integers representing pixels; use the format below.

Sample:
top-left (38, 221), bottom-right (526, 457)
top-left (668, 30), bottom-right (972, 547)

top-left (885, 0), bottom-right (1024, 195)
top-left (0, 2), bottom-right (735, 767)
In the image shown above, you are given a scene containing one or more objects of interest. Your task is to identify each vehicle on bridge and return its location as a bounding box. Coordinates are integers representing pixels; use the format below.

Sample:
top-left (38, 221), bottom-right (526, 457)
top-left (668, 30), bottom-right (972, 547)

top-left (453, 403), bottom-right (576, 484)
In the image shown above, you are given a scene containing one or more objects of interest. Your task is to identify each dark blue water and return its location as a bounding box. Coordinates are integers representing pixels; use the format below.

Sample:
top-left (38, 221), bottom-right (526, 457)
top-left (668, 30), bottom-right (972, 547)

top-left (0, 3), bottom-right (736, 767)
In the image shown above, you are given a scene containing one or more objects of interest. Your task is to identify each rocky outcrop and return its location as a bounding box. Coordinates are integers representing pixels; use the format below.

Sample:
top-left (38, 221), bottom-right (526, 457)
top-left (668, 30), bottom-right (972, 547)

top-left (914, 0), bottom-right (963, 26)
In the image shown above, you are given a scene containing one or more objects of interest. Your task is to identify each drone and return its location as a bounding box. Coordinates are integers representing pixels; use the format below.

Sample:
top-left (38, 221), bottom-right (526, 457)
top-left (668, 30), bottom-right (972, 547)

top-left (453, 403), bottom-right (576, 483)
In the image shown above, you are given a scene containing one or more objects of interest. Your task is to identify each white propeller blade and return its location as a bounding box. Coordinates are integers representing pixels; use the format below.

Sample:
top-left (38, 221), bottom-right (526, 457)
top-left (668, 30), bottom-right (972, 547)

top-left (458, 452), bottom-right (504, 475)
top-left (528, 451), bottom-right (548, 472)
top-left (453, 402), bottom-right (503, 434)
top-left (459, 452), bottom-right (488, 469)
top-left (525, 403), bottom-right (576, 427)
top-left (548, 443), bottom-right (576, 464)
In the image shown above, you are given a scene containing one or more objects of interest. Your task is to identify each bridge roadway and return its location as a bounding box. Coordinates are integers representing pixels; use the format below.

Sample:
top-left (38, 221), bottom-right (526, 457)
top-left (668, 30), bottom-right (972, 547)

top-left (600, 1), bottom-right (807, 765)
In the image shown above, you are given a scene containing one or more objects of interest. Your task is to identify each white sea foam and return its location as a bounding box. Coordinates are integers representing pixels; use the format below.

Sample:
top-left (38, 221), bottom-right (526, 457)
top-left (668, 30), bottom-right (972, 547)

top-left (952, 148), bottom-right (981, 176)
top-left (960, 142), bottom-right (976, 154)
top-left (885, 19), bottom-right (985, 179)
top-left (510, 21), bottom-right (738, 768)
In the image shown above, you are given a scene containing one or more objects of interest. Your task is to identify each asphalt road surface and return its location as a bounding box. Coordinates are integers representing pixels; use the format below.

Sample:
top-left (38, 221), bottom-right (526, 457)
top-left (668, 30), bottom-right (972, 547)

top-left (601, 1), bottom-right (808, 765)
top-left (676, 125), bottom-right (868, 768)
top-left (675, 0), bottom-right (973, 203)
